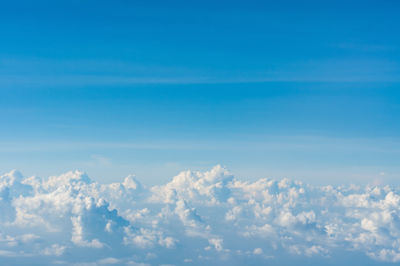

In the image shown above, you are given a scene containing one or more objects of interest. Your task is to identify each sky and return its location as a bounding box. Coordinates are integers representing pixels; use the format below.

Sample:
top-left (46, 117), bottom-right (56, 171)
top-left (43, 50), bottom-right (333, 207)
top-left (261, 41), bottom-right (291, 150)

top-left (2, 1), bottom-right (400, 266)
top-left (1, 0), bottom-right (400, 185)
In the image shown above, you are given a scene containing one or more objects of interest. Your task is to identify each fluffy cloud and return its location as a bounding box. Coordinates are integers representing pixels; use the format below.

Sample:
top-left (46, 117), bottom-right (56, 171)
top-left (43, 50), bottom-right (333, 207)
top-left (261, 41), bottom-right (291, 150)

top-left (0, 166), bottom-right (400, 265)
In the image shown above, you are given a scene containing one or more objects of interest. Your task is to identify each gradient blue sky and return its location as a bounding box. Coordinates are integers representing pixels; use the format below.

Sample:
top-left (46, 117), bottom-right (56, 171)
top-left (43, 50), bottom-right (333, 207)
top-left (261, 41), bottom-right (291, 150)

top-left (1, 0), bottom-right (399, 185)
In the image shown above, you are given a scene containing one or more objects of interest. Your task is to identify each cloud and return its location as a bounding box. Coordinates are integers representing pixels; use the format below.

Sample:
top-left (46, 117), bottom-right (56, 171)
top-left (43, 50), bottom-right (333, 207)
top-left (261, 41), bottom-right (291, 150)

top-left (1, 166), bottom-right (400, 265)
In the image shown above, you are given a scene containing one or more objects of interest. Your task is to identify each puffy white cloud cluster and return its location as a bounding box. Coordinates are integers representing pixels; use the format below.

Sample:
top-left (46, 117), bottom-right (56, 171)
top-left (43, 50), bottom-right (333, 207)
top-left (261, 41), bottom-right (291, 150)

top-left (1, 166), bottom-right (400, 265)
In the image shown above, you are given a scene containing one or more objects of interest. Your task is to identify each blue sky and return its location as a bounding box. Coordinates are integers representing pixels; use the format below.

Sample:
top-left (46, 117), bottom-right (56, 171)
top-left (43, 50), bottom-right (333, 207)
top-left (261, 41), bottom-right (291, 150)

top-left (1, 0), bottom-right (400, 184)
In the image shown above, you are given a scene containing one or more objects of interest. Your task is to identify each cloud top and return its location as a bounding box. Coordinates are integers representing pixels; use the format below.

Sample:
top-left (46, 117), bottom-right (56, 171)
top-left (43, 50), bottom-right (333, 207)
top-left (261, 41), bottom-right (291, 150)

top-left (0, 166), bottom-right (399, 265)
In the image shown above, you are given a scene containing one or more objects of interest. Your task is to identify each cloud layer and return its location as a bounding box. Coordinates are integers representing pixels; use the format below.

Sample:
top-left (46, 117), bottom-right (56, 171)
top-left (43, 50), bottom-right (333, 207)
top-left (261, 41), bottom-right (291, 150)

top-left (1, 166), bottom-right (400, 265)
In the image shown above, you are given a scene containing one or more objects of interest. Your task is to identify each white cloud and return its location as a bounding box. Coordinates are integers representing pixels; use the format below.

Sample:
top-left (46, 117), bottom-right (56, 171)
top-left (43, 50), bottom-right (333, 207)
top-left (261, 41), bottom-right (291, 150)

top-left (253, 248), bottom-right (263, 255)
top-left (1, 166), bottom-right (400, 265)
top-left (42, 244), bottom-right (66, 256)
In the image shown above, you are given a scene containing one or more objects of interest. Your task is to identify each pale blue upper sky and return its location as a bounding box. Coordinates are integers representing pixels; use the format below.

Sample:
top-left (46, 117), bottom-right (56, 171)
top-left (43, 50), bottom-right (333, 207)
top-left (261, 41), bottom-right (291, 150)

top-left (0, 0), bottom-right (399, 184)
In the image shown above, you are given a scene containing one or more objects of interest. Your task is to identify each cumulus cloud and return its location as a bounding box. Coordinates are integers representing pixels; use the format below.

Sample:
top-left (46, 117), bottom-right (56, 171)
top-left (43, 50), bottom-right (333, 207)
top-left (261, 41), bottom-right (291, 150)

top-left (0, 166), bottom-right (400, 265)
